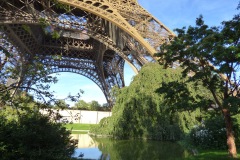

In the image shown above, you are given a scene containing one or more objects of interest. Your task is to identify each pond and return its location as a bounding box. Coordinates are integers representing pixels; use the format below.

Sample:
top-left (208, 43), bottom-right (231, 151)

top-left (71, 134), bottom-right (190, 160)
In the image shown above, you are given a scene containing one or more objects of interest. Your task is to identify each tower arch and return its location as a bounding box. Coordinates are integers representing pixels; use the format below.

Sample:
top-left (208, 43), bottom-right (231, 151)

top-left (0, 0), bottom-right (174, 106)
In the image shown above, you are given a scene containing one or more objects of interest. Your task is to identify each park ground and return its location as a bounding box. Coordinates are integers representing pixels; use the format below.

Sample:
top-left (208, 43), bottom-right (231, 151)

top-left (63, 123), bottom-right (97, 134)
top-left (185, 150), bottom-right (240, 160)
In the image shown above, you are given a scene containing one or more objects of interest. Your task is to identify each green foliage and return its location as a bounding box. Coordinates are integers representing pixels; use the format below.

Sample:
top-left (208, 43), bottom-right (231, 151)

top-left (54, 99), bottom-right (69, 109)
top-left (72, 100), bottom-right (110, 111)
top-left (74, 100), bottom-right (89, 110)
top-left (156, 10), bottom-right (240, 157)
top-left (157, 13), bottom-right (240, 115)
top-left (52, 0), bottom-right (70, 11)
top-left (89, 100), bottom-right (101, 111)
top-left (175, 108), bottom-right (203, 134)
top-left (91, 63), bottom-right (209, 141)
top-left (93, 137), bottom-right (189, 160)
top-left (39, 18), bottom-right (50, 29)
top-left (52, 30), bottom-right (60, 39)
top-left (0, 23), bottom-right (81, 159)
top-left (39, 18), bottom-right (60, 39)
top-left (0, 112), bottom-right (76, 160)
top-left (90, 117), bottom-right (114, 137)
top-left (22, 25), bottom-right (31, 34)
top-left (189, 115), bottom-right (227, 149)
top-left (110, 92), bottom-right (182, 140)
top-left (101, 103), bottom-right (111, 111)
top-left (38, 1), bottom-right (70, 40)
top-left (185, 150), bottom-right (240, 160)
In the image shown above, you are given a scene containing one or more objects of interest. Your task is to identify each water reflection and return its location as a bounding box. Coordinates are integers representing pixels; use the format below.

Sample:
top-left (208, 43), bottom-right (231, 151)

top-left (72, 134), bottom-right (98, 148)
top-left (71, 134), bottom-right (102, 159)
top-left (71, 134), bottom-right (189, 160)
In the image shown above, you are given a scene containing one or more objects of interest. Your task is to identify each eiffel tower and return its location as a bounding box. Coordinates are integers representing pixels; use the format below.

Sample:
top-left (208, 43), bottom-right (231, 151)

top-left (0, 0), bottom-right (174, 105)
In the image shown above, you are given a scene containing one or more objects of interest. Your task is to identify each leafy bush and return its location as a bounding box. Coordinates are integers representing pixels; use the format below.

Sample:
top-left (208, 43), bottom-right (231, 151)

top-left (188, 113), bottom-right (240, 149)
top-left (189, 115), bottom-right (228, 149)
top-left (0, 113), bottom-right (76, 160)
top-left (90, 63), bottom-right (209, 141)
top-left (90, 117), bottom-right (113, 137)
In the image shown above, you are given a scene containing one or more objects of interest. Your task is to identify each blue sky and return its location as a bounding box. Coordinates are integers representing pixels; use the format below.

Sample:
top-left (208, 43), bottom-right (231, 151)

top-left (49, 64), bottom-right (135, 106)
top-left (49, 0), bottom-right (239, 106)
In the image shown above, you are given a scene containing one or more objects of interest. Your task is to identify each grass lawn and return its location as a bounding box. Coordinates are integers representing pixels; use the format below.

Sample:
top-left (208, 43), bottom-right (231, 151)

top-left (63, 123), bottom-right (97, 131)
top-left (185, 150), bottom-right (240, 160)
top-left (71, 131), bottom-right (89, 134)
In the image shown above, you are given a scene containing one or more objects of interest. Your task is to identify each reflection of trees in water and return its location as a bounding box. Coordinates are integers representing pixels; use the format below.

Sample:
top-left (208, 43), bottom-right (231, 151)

top-left (94, 137), bottom-right (188, 160)
top-left (99, 153), bottom-right (110, 160)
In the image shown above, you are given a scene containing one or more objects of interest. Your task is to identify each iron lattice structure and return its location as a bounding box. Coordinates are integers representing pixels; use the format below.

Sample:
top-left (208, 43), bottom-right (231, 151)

top-left (0, 0), bottom-right (174, 105)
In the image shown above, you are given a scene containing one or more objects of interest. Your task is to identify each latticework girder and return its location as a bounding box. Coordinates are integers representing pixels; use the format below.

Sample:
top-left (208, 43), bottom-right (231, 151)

top-left (0, 0), bottom-right (174, 106)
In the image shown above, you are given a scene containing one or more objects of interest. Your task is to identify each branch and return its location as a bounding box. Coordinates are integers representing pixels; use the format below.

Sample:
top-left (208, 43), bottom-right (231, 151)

top-left (209, 89), bottom-right (223, 109)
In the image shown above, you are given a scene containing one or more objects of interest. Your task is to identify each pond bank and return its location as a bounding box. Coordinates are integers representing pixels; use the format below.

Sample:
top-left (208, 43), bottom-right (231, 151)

top-left (65, 124), bottom-right (240, 159)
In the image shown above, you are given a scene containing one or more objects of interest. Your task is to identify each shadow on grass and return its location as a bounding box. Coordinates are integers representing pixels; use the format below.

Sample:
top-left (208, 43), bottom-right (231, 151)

top-left (185, 150), bottom-right (239, 160)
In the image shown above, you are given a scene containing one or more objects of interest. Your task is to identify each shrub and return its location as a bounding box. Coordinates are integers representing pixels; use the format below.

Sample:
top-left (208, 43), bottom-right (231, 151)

top-left (189, 115), bottom-right (227, 149)
top-left (0, 113), bottom-right (76, 160)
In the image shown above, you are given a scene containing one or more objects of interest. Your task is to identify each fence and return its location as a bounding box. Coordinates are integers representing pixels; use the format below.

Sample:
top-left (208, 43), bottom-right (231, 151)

top-left (41, 109), bottom-right (112, 124)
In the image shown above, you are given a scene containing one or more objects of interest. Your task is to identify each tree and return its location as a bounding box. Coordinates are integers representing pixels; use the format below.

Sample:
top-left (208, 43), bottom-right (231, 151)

top-left (0, 48), bottom-right (78, 159)
top-left (0, 26), bottom-right (81, 110)
top-left (0, 112), bottom-right (76, 160)
top-left (157, 10), bottom-right (240, 158)
top-left (89, 100), bottom-right (101, 111)
top-left (90, 63), bottom-right (211, 140)
top-left (74, 100), bottom-right (89, 110)
top-left (102, 103), bottom-right (111, 111)
top-left (54, 99), bottom-right (69, 109)
top-left (0, 24), bottom-right (80, 159)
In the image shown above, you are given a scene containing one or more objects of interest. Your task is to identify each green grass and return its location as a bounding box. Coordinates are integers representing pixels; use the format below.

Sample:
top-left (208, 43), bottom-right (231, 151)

top-left (63, 123), bottom-right (97, 131)
top-left (71, 131), bottom-right (88, 134)
top-left (185, 150), bottom-right (240, 160)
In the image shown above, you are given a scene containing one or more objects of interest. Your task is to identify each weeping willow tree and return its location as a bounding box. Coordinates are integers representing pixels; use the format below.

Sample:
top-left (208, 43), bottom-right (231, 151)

top-left (90, 63), bottom-right (213, 140)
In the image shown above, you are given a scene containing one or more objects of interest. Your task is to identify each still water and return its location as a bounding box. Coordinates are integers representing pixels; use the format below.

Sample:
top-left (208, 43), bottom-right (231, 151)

top-left (71, 134), bottom-right (190, 160)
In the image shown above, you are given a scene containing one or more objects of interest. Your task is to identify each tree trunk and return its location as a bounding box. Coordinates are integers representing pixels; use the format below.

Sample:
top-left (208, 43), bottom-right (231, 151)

top-left (222, 109), bottom-right (238, 158)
